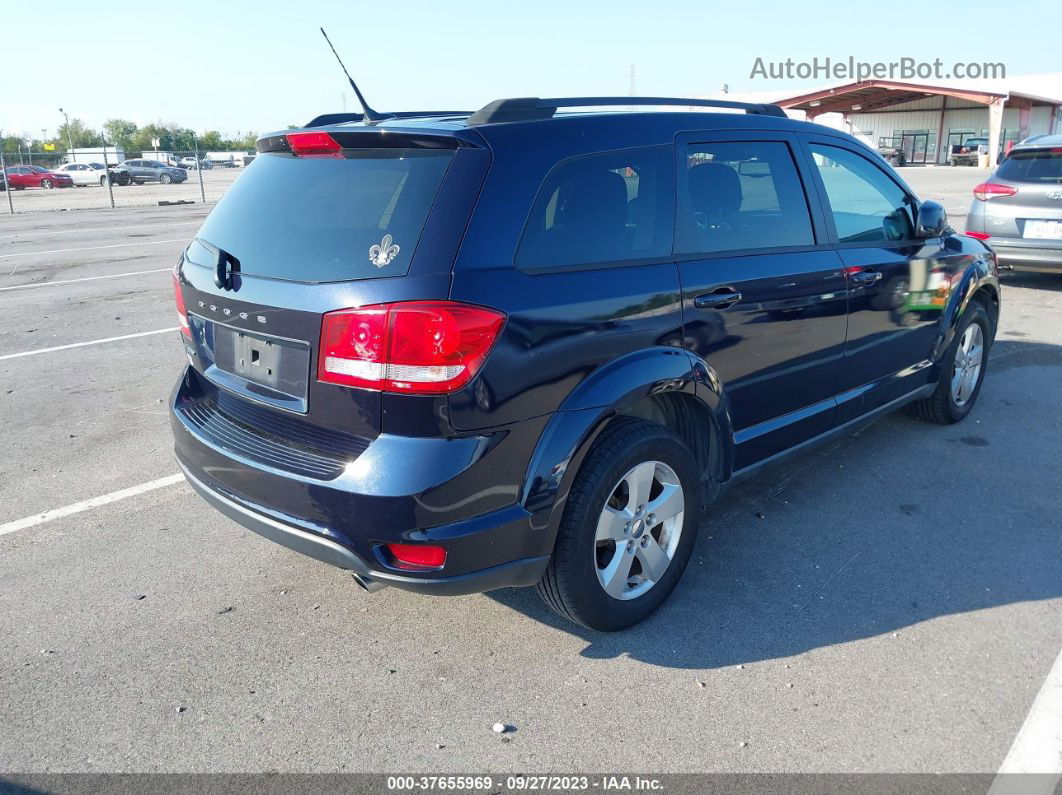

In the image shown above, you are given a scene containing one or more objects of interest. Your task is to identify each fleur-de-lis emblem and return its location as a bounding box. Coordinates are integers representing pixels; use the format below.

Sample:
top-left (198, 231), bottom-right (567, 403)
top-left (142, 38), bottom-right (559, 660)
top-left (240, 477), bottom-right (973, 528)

top-left (368, 234), bottom-right (400, 268)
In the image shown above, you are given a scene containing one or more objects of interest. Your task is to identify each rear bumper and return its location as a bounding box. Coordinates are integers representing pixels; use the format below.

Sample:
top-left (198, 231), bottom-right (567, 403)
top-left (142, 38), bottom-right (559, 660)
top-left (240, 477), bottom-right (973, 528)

top-left (170, 367), bottom-right (553, 594)
top-left (179, 462), bottom-right (548, 595)
top-left (987, 239), bottom-right (1062, 272)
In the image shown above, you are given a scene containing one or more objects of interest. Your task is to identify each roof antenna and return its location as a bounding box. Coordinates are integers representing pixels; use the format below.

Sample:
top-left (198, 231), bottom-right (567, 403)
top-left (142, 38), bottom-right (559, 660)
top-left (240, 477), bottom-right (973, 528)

top-left (319, 27), bottom-right (388, 122)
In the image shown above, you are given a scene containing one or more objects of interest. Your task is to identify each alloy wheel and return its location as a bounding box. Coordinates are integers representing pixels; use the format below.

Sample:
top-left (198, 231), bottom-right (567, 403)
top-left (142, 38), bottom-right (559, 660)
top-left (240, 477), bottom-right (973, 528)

top-left (594, 460), bottom-right (685, 600)
top-left (951, 322), bottom-right (984, 407)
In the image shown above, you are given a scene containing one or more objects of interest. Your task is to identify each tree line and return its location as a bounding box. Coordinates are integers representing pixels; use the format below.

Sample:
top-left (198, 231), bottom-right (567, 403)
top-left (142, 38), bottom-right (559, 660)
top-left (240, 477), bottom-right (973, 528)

top-left (1, 117), bottom-right (261, 155)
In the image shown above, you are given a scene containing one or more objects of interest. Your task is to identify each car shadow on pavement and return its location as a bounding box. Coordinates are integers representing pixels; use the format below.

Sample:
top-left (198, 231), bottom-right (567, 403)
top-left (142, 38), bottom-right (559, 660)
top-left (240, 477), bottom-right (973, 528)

top-left (487, 338), bottom-right (1062, 668)
top-left (1000, 271), bottom-right (1062, 292)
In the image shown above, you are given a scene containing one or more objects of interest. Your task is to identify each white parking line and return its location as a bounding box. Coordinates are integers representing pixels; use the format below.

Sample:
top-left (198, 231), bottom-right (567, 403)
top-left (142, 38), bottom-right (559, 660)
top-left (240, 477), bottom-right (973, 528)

top-left (0, 327), bottom-right (178, 361)
top-left (0, 474), bottom-right (185, 538)
top-left (989, 646), bottom-right (1062, 794)
top-left (0, 221), bottom-right (201, 240)
top-left (0, 238), bottom-right (186, 259)
top-left (0, 268), bottom-right (170, 292)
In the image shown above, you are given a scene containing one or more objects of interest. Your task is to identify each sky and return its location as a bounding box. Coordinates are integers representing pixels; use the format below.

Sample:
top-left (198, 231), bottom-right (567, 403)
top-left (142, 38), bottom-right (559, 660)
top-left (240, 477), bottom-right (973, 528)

top-left (2, 0), bottom-right (1060, 139)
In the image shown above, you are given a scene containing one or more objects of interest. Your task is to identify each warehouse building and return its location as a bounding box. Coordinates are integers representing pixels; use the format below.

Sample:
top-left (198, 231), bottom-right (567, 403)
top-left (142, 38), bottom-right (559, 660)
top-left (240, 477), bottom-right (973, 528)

top-left (772, 78), bottom-right (1062, 168)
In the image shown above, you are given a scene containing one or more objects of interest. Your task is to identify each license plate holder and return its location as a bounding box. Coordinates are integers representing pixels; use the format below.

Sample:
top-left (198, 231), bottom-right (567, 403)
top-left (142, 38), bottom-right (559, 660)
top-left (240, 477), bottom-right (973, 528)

top-left (233, 332), bottom-right (281, 389)
top-left (1023, 220), bottom-right (1062, 240)
top-left (191, 316), bottom-right (311, 413)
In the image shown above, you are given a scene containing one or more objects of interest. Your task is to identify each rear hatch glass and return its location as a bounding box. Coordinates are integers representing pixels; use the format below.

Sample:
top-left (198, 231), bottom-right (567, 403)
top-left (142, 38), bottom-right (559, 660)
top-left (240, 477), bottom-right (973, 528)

top-left (187, 147), bottom-right (454, 282)
top-left (998, 148), bottom-right (1062, 183)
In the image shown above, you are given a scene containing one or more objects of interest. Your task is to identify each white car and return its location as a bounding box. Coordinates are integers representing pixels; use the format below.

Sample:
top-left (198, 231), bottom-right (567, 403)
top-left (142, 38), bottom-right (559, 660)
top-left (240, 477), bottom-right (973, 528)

top-left (55, 162), bottom-right (111, 186)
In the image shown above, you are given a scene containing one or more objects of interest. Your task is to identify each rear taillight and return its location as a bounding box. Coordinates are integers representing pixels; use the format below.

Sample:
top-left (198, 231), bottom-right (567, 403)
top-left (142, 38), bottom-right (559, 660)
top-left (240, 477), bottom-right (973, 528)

top-left (965, 231), bottom-right (991, 240)
top-left (286, 131), bottom-right (342, 157)
top-left (318, 301), bottom-right (506, 394)
top-left (386, 543), bottom-right (447, 569)
top-left (173, 273), bottom-right (191, 338)
top-left (973, 182), bottom-right (1018, 201)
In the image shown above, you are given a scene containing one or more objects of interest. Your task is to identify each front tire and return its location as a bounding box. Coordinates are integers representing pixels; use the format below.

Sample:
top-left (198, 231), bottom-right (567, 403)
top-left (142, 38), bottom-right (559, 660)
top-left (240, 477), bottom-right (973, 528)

top-left (912, 301), bottom-right (992, 424)
top-left (40, 179), bottom-right (53, 189)
top-left (159, 173), bottom-right (172, 184)
top-left (536, 418), bottom-right (700, 631)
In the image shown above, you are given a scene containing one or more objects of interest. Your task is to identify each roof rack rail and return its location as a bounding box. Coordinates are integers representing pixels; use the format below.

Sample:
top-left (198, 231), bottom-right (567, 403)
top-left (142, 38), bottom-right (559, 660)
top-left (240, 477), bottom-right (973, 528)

top-left (304, 110), bottom-right (474, 128)
top-left (466, 96), bottom-right (788, 125)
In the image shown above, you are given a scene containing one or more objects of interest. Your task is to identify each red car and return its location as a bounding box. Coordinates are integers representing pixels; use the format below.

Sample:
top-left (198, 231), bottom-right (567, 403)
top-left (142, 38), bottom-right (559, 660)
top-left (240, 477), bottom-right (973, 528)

top-left (4, 165), bottom-right (74, 189)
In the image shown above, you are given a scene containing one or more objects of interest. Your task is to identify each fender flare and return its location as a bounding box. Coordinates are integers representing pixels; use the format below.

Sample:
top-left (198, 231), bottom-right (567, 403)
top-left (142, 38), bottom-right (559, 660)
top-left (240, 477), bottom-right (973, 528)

top-left (520, 346), bottom-right (733, 543)
top-left (932, 251), bottom-right (998, 364)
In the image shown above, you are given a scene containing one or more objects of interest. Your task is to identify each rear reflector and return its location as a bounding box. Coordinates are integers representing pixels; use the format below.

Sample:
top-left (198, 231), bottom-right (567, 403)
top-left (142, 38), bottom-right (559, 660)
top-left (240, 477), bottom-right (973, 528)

top-left (173, 273), bottom-right (191, 338)
top-left (965, 231), bottom-right (991, 240)
top-left (318, 301), bottom-right (505, 394)
top-left (973, 182), bottom-right (1018, 201)
top-left (386, 543), bottom-right (446, 569)
top-left (286, 131), bottom-right (342, 157)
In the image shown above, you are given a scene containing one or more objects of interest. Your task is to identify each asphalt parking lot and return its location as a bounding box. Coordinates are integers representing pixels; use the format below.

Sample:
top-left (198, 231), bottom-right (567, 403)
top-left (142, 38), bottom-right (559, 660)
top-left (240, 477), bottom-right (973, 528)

top-left (0, 169), bottom-right (1060, 776)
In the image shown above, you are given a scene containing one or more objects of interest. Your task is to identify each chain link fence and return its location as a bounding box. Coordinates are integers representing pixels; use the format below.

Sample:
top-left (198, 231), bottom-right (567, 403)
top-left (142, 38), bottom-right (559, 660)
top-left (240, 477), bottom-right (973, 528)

top-left (0, 148), bottom-right (254, 214)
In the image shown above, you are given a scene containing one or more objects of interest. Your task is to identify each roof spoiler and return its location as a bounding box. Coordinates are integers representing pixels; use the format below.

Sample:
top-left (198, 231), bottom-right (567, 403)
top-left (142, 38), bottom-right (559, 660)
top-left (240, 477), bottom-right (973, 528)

top-left (304, 111), bottom-right (475, 128)
top-left (467, 96), bottom-right (789, 125)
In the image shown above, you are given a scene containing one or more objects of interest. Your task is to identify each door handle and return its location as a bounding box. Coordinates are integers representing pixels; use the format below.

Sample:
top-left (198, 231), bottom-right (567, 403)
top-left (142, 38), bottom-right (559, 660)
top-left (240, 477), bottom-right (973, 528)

top-left (849, 269), bottom-right (883, 285)
top-left (694, 288), bottom-right (742, 309)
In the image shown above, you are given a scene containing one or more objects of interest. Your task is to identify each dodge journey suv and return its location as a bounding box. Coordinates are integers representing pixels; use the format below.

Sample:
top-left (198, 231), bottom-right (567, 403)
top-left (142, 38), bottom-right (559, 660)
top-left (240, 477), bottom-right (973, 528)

top-left (171, 96), bottom-right (999, 630)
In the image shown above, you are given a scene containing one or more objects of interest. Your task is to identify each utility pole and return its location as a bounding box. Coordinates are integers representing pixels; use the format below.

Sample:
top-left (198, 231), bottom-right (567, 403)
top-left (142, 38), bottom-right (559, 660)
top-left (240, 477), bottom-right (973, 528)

top-left (193, 132), bottom-right (206, 204)
top-left (100, 136), bottom-right (115, 209)
top-left (59, 107), bottom-right (75, 162)
top-left (628, 64), bottom-right (636, 111)
top-left (1, 151), bottom-right (13, 214)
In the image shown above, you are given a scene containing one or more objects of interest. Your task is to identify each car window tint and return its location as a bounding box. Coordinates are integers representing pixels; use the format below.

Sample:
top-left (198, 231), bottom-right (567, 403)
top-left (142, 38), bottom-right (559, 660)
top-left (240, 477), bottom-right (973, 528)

top-left (997, 149), bottom-right (1062, 183)
top-left (810, 144), bottom-right (914, 243)
top-left (191, 148), bottom-right (454, 282)
top-left (516, 146), bottom-right (674, 268)
top-left (675, 141), bottom-right (814, 255)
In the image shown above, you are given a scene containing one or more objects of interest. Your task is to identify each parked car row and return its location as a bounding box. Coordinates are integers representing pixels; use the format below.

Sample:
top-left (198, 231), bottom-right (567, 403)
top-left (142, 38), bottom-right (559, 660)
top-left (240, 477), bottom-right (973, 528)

top-left (3, 159), bottom-right (189, 189)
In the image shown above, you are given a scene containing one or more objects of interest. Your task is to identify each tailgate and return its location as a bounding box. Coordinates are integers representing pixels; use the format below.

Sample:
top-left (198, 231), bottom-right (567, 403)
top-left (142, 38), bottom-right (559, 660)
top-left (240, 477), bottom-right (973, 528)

top-left (174, 128), bottom-right (489, 443)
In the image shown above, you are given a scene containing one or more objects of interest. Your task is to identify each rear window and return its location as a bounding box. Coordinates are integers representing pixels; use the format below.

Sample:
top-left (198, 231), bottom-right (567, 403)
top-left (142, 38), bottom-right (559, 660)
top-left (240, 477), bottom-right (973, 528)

top-left (189, 148), bottom-right (453, 282)
top-left (997, 149), bottom-right (1062, 183)
top-left (516, 146), bottom-right (674, 269)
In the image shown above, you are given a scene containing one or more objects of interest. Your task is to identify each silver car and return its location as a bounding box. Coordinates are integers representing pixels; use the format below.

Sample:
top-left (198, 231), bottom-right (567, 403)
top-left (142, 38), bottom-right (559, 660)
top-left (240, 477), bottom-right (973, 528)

top-left (965, 135), bottom-right (1062, 273)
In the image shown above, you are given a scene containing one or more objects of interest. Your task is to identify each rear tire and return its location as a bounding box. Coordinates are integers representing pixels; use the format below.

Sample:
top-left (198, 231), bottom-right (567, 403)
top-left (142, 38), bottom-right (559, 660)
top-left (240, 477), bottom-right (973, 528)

top-left (912, 302), bottom-right (991, 424)
top-left (536, 418), bottom-right (701, 631)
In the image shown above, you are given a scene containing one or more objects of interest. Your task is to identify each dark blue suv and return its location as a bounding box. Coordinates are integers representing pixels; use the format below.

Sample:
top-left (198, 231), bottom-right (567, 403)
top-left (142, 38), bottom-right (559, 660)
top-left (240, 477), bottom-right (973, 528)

top-left (171, 97), bottom-right (999, 630)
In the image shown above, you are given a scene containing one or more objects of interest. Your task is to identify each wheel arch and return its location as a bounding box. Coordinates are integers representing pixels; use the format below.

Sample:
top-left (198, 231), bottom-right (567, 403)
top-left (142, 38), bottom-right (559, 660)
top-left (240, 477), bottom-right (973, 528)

top-left (521, 346), bottom-right (733, 546)
top-left (933, 251), bottom-right (1000, 365)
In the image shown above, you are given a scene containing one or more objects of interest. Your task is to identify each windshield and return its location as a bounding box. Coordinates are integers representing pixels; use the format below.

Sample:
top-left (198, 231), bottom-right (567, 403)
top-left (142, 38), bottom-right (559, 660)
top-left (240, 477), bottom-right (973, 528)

top-left (997, 149), bottom-right (1062, 183)
top-left (188, 148), bottom-right (454, 282)
top-left (28, 166), bottom-right (48, 173)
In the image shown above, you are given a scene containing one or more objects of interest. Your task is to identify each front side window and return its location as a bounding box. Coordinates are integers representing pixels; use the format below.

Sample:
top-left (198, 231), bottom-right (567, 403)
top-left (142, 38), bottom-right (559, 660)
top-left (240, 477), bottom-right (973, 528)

top-left (809, 144), bottom-right (914, 243)
top-left (675, 140), bottom-right (814, 255)
top-left (516, 146), bottom-right (674, 268)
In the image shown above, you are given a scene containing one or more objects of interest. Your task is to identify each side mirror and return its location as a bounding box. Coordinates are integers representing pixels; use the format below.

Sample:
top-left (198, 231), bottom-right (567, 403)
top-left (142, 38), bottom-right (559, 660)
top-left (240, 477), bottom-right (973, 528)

top-left (916, 200), bottom-right (948, 238)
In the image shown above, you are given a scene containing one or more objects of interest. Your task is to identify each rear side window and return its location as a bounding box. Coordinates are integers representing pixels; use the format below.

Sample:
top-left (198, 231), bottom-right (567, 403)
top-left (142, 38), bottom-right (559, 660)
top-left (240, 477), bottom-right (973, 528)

top-left (675, 141), bottom-right (814, 255)
top-left (997, 149), bottom-right (1062, 183)
top-left (809, 144), bottom-right (914, 243)
top-left (516, 146), bottom-right (674, 269)
top-left (187, 148), bottom-right (453, 282)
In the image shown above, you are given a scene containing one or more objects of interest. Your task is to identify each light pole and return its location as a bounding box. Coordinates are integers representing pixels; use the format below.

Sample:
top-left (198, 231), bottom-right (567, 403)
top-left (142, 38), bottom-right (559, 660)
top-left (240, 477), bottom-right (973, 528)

top-left (59, 107), bottom-right (75, 162)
